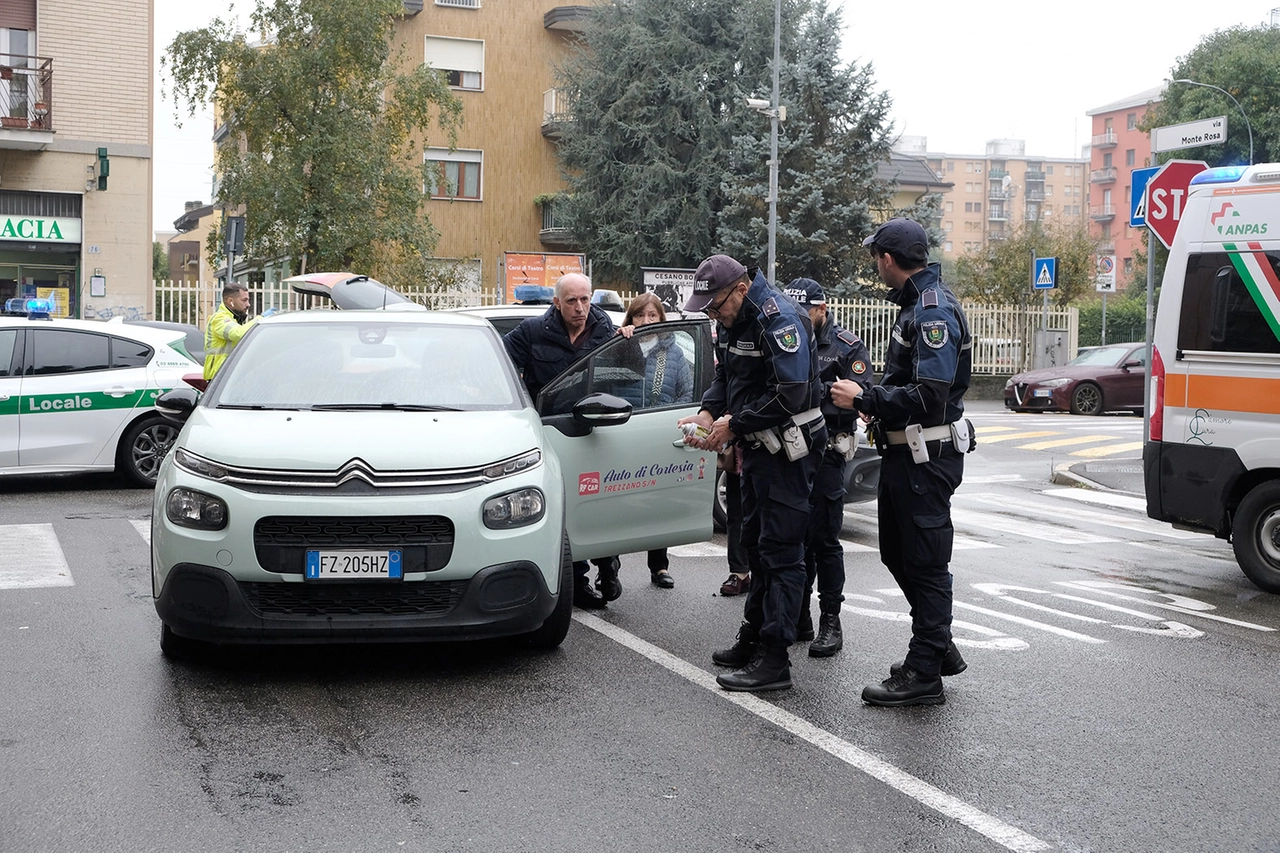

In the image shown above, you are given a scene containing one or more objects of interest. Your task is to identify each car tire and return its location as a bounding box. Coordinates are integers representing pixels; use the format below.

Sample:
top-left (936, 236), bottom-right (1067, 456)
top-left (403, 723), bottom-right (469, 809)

top-left (160, 622), bottom-right (204, 660)
top-left (1069, 382), bottom-right (1103, 416)
top-left (713, 469), bottom-right (728, 532)
top-left (523, 534), bottom-right (574, 650)
top-left (1233, 482), bottom-right (1280, 593)
top-left (119, 416), bottom-right (181, 488)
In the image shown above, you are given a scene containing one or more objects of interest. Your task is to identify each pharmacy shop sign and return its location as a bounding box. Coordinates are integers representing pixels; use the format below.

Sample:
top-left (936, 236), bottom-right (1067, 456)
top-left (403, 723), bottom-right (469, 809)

top-left (0, 216), bottom-right (81, 243)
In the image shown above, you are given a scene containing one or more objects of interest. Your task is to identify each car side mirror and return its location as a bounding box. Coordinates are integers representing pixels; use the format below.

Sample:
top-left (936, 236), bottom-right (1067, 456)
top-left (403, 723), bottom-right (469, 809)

top-left (182, 372), bottom-right (208, 392)
top-left (1122, 359), bottom-right (1143, 369)
top-left (155, 387), bottom-right (200, 422)
top-left (573, 392), bottom-right (632, 428)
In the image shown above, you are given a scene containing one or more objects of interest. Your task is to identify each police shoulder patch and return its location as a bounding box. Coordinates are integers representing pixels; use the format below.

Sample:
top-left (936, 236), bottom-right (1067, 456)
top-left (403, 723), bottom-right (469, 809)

top-left (773, 323), bottom-right (801, 353)
top-left (921, 320), bottom-right (948, 349)
top-left (851, 359), bottom-right (867, 375)
top-left (921, 289), bottom-right (940, 308)
top-left (836, 329), bottom-right (860, 347)
top-left (762, 297), bottom-right (781, 318)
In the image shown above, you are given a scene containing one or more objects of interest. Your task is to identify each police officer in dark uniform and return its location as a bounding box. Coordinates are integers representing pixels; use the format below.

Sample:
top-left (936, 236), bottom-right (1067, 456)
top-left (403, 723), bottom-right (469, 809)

top-left (831, 218), bottom-right (973, 706)
top-left (679, 255), bottom-right (825, 693)
top-left (783, 277), bottom-right (874, 658)
top-left (505, 272), bottom-right (627, 610)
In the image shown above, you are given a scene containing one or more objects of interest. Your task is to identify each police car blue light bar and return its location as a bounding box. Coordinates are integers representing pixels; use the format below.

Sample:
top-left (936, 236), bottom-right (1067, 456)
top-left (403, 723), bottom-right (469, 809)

top-left (1190, 166), bottom-right (1248, 186)
top-left (513, 284), bottom-right (554, 303)
top-left (3, 296), bottom-right (55, 317)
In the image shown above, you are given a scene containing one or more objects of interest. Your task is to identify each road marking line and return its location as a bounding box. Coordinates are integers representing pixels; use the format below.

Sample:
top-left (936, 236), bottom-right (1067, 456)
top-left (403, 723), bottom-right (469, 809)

top-left (1040, 488), bottom-right (1146, 512)
top-left (1018, 434), bottom-right (1114, 450)
top-left (960, 493), bottom-right (1199, 540)
top-left (844, 509), bottom-right (998, 549)
top-left (1054, 581), bottom-right (1275, 632)
top-left (963, 474), bottom-right (1025, 484)
top-left (131, 519), bottom-right (151, 546)
top-left (669, 542), bottom-right (726, 558)
top-left (0, 523), bottom-right (73, 589)
top-left (951, 507), bottom-right (1115, 545)
top-left (573, 613), bottom-right (1051, 853)
top-left (977, 431), bottom-right (1061, 443)
top-left (1127, 541), bottom-right (1236, 563)
top-left (953, 601), bottom-right (1107, 643)
top-left (1069, 441), bottom-right (1145, 458)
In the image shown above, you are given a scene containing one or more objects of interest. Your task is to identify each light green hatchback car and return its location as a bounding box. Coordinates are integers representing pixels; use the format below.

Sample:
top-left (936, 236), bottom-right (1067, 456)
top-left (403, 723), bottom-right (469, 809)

top-left (150, 309), bottom-right (716, 656)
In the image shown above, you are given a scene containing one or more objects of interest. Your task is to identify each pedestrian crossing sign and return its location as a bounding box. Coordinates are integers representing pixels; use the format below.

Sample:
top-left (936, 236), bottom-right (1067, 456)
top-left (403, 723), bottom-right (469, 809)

top-left (1034, 257), bottom-right (1056, 290)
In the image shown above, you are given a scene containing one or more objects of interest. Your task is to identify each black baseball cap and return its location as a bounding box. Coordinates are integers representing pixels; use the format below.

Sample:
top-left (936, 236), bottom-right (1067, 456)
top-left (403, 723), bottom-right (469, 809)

top-left (784, 278), bottom-right (825, 306)
top-left (861, 218), bottom-right (929, 263)
top-left (684, 254), bottom-right (748, 312)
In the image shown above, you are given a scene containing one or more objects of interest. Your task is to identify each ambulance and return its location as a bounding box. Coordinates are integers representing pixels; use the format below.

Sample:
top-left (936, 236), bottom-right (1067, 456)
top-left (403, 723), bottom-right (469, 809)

top-left (1144, 163), bottom-right (1280, 591)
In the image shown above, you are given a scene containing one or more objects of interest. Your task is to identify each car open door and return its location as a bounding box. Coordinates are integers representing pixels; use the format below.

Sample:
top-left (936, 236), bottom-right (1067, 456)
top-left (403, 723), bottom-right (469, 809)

top-left (539, 319), bottom-right (716, 562)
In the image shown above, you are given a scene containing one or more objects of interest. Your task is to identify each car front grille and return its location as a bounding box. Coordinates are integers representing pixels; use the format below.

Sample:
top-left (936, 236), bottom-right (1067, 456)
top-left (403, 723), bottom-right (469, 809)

top-left (253, 516), bottom-right (455, 575)
top-left (240, 579), bottom-right (469, 616)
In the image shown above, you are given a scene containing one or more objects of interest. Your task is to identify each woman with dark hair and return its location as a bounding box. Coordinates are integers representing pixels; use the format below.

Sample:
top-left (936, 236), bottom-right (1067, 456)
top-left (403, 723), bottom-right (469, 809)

top-left (622, 292), bottom-right (693, 587)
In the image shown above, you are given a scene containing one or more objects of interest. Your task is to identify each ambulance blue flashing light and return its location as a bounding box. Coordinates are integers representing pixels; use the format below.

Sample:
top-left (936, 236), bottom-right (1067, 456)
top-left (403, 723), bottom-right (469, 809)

top-left (1190, 166), bottom-right (1249, 186)
top-left (3, 297), bottom-right (55, 319)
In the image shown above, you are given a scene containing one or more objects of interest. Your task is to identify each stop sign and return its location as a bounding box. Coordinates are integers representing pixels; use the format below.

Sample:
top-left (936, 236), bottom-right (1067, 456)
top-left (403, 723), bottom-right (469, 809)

top-left (1145, 160), bottom-right (1209, 249)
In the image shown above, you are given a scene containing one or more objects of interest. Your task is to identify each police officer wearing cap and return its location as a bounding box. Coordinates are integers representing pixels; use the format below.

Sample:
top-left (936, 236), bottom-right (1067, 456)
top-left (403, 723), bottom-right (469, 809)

top-left (679, 255), bottom-right (825, 693)
top-left (831, 218), bottom-right (974, 706)
top-left (783, 277), bottom-right (873, 658)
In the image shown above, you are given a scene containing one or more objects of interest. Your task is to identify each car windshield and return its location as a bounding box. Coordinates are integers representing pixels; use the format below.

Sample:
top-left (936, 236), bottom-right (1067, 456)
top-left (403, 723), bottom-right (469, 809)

top-left (328, 277), bottom-right (413, 309)
top-left (208, 321), bottom-right (523, 411)
top-left (1068, 345), bottom-right (1133, 367)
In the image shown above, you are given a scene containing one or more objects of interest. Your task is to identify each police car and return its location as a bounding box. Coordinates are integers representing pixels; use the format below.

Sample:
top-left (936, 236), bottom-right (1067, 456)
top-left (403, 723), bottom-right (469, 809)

top-left (0, 298), bottom-right (200, 486)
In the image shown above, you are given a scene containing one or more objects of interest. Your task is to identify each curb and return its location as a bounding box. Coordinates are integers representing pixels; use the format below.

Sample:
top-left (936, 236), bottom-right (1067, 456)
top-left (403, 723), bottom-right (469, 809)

top-left (1050, 462), bottom-right (1109, 492)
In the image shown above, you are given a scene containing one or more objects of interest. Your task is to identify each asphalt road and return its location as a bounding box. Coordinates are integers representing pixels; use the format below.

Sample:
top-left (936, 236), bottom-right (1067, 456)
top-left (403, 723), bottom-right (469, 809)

top-left (3, 404), bottom-right (1276, 853)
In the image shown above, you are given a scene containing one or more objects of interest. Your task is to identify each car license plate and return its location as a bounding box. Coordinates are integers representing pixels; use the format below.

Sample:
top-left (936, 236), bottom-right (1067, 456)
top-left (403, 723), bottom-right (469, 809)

top-left (1032, 389), bottom-right (1053, 398)
top-left (305, 550), bottom-right (403, 580)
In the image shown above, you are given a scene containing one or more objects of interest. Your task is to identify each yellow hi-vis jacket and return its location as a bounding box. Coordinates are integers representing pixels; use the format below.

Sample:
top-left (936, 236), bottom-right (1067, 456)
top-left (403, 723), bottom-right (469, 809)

top-left (203, 303), bottom-right (258, 380)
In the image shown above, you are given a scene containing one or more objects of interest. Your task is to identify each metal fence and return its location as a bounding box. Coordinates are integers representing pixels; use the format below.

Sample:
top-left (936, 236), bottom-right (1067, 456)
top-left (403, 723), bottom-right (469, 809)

top-left (152, 280), bottom-right (1075, 375)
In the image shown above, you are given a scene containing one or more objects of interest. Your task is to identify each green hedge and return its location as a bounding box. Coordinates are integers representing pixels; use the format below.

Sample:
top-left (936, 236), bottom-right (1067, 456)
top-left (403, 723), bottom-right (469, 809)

top-left (1077, 296), bottom-right (1147, 347)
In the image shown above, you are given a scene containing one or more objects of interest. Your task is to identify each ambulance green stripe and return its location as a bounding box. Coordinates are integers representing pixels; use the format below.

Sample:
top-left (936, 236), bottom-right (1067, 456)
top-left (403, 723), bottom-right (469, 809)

top-left (1224, 243), bottom-right (1280, 343)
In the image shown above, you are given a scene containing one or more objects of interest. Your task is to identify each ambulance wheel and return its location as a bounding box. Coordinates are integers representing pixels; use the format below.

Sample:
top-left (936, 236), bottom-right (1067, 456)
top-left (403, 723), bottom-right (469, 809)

top-left (1234, 482), bottom-right (1280, 593)
top-left (523, 534), bottom-right (573, 650)
top-left (120, 417), bottom-right (181, 488)
top-left (1070, 382), bottom-right (1103, 416)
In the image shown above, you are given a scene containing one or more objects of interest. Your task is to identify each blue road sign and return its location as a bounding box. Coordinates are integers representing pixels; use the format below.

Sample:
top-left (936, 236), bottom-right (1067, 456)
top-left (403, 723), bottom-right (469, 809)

top-left (1130, 167), bottom-right (1159, 227)
top-left (1034, 257), bottom-right (1057, 290)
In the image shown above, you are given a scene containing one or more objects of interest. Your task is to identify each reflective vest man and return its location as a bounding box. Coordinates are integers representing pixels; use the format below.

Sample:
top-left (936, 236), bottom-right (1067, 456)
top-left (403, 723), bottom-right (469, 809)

top-left (204, 283), bottom-right (259, 381)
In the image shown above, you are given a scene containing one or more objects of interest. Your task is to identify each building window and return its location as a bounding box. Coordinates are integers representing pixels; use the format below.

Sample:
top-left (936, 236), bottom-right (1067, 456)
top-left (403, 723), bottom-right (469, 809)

top-left (1103, 152), bottom-right (1113, 168)
top-left (1044, 207), bottom-right (1052, 217)
top-left (944, 221), bottom-right (952, 232)
top-left (425, 148), bottom-right (483, 199)
top-left (947, 161), bottom-right (954, 172)
top-left (944, 241), bottom-right (953, 252)
top-left (424, 36), bottom-right (484, 91)
top-left (1127, 112), bottom-right (1137, 130)
top-left (1045, 184), bottom-right (1053, 196)
top-left (1046, 165), bottom-right (1054, 175)
top-left (945, 201), bottom-right (953, 212)
top-left (974, 201), bottom-right (982, 213)
top-left (1124, 257), bottom-right (1133, 275)
top-left (965, 162), bottom-right (972, 173)
top-left (1126, 149), bottom-right (1135, 166)
top-left (974, 164), bottom-right (983, 174)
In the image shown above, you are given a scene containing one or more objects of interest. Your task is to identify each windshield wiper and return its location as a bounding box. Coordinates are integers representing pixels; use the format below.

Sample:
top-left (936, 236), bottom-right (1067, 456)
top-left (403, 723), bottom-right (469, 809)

top-left (308, 403), bottom-right (461, 412)
top-left (216, 404), bottom-right (302, 411)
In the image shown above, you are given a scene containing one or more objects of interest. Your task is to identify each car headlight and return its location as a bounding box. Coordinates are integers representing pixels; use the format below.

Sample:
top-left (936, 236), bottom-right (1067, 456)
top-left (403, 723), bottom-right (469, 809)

top-left (483, 488), bottom-right (545, 529)
top-left (1004, 378), bottom-right (1015, 389)
top-left (174, 448), bottom-right (229, 481)
top-left (1038, 378), bottom-right (1071, 388)
top-left (166, 487), bottom-right (229, 530)
top-left (483, 449), bottom-right (542, 481)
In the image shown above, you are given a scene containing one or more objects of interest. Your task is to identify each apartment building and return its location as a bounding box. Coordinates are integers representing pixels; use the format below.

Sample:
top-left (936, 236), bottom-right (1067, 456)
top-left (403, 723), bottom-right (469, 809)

top-left (394, 0), bottom-right (586, 294)
top-left (1084, 86), bottom-right (1161, 280)
top-left (0, 0), bottom-right (151, 319)
top-left (894, 137), bottom-right (1089, 260)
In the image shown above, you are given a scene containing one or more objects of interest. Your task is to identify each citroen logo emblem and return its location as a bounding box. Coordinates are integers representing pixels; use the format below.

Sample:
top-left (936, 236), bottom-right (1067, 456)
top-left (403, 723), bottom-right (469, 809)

top-left (335, 458), bottom-right (377, 486)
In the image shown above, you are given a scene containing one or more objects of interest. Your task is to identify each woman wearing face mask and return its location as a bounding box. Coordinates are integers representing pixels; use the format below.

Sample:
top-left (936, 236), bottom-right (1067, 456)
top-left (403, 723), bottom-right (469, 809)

top-left (621, 292), bottom-right (694, 588)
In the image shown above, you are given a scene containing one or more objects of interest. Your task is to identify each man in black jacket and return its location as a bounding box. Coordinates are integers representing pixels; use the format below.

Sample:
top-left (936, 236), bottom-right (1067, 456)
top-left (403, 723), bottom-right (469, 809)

top-left (504, 273), bottom-right (624, 609)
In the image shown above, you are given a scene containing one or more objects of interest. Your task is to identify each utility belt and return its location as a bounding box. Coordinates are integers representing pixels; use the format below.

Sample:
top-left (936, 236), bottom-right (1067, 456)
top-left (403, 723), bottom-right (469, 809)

top-left (871, 419), bottom-right (975, 464)
top-left (745, 407), bottom-right (824, 461)
top-left (829, 431), bottom-right (857, 461)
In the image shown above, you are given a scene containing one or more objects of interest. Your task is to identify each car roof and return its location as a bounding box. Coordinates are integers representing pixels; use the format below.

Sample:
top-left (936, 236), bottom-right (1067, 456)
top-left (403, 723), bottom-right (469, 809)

top-left (267, 308), bottom-right (492, 328)
top-left (0, 315), bottom-right (190, 345)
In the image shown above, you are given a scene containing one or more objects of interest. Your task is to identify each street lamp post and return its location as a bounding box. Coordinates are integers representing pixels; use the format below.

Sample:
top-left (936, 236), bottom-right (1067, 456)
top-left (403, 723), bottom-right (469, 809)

top-left (1168, 77), bottom-right (1254, 165)
top-left (747, 0), bottom-right (783, 284)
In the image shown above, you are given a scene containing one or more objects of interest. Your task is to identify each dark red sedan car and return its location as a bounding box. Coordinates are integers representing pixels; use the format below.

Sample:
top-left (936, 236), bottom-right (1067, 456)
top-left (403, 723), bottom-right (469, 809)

top-left (1003, 342), bottom-right (1145, 415)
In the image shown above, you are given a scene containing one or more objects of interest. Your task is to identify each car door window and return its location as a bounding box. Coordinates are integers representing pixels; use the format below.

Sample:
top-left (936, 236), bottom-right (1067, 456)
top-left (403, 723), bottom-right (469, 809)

top-left (110, 337), bottom-right (152, 368)
top-left (538, 320), bottom-right (711, 417)
top-left (28, 330), bottom-right (110, 375)
top-left (0, 328), bottom-right (17, 377)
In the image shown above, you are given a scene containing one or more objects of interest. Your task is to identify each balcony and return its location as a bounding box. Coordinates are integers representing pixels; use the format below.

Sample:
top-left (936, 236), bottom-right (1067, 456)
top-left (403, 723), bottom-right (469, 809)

top-left (988, 208), bottom-right (1008, 222)
top-left (1091, 167), bottom-right (1117, 184)
top-left (1098, 242), bottom-right (1116, 254)
top-left (989, 168), bottom-right (1008, 179)
top-left (1025, 170), bottom-right (1046, 182)
top-left (544, 5), bottom-right (591, 30)
top-left (1092, 130), bottom-right (1118, 148)
top-left (0, 57), bottom-right (55, 150)
top-left (1090, 204), bottom-right (1116, 221)
top-left (541, 88), bottom-right (571, 139)
top-left (539, 197), bottom-right (575, 246)
top-left (988, 188), bottom-right (1010, 201)
top-left (989, 229), bottom-right (1010, 242)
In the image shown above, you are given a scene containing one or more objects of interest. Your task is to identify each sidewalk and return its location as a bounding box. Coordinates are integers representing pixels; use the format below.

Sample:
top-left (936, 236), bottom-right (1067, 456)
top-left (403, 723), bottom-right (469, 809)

top-left (1051, 457), bottom-right (1145, 497)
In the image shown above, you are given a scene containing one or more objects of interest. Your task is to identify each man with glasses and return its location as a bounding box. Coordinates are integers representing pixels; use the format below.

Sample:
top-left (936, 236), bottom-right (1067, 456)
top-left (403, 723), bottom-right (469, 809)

top-left (679, 255), bottom-right (825, 693)
top-left (831, 218), bottom-right (973, 707)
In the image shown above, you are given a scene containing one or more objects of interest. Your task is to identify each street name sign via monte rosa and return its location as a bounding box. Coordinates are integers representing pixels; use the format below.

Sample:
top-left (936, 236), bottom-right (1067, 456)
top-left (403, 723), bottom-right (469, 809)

top-left (1145, 160), bottom-right (1209, 249)
top-left (1152, 115), bottom-right (1228, 154)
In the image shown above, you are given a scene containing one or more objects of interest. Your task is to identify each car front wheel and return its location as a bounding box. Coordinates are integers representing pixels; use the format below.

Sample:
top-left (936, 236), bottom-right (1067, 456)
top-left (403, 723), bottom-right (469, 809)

top-left (523, 534), bottom-right (573, 650)
top-left (119, 417), bottom-right (181, 487)
top-left (1234, 482), bottom-right (1280, 593)
top-left (1070, 382), bottom-right (1103, 416)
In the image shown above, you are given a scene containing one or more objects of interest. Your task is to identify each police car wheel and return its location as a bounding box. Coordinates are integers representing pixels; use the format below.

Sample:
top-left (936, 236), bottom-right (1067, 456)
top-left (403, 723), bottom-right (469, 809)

top-left (713, 469), bottom-right (728, 532)
top-left (522, 534), bottom-right (574, 650)
top-left (1233, 482), bottom-right (1280, 594)
top-left (120, 417), bottom-right (181, 488)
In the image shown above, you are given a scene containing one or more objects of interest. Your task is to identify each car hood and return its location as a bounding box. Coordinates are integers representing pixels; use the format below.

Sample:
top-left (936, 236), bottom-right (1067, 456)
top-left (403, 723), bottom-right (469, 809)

top-left (1010, 365), bottom-right (1114, 384)
top-left (179, 407), bottom-right (544, 471)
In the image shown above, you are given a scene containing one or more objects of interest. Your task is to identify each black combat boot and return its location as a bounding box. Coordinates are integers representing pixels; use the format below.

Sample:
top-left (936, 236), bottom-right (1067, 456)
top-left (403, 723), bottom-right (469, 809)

top-left (573, 575), bottom-right (607, 609)
top-left (716, 645), bottom-right (792, 692)
top-left (861, 664), bottom-right (944, 707)
top-left (808, 612), bottom-right (843, 658)
top-left (891, 641), bottom-right (966, 677)
top-left (796, 595), bottom-right (815, 642)
top-left (594, 557), bottom-right (622, 602)
top-left (711, 621), bottom-right (759, 667)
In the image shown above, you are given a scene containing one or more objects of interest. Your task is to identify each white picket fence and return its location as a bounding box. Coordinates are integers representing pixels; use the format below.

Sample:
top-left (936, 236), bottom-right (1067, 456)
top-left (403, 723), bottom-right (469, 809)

top-left (152, 280), bottom-right (1075, 375)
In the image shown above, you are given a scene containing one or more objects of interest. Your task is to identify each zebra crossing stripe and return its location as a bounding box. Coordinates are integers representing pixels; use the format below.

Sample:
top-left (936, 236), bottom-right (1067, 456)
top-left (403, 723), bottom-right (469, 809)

top-left (1018, 434), bottom-right (1114, 450)
top-left (977, 431), bottom-right (1059, 443)
top-left (0, 524), bottom-right (73, 589)
top-left (1069, 441), bottom-right (1145, 458)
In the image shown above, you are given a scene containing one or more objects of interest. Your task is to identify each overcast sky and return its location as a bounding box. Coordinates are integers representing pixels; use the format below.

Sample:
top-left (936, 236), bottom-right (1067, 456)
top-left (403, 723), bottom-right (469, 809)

top-left (152, 0), bottom-right (1277, 234)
